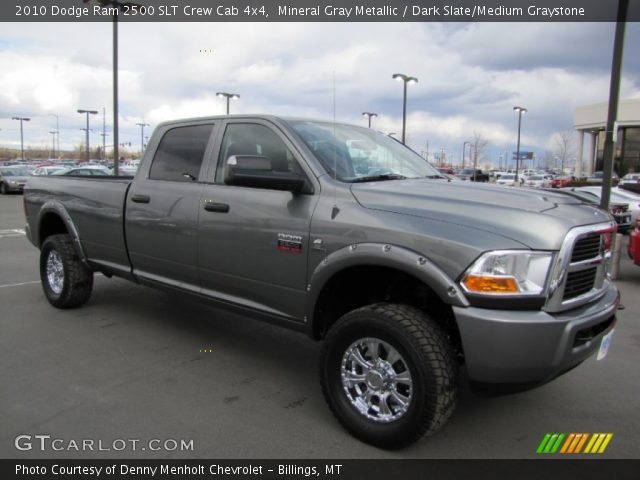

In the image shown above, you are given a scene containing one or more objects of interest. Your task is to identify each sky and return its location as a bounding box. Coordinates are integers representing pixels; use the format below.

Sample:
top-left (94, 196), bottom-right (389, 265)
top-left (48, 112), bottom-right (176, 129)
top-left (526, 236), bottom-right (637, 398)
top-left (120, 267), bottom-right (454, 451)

top-left (0, 21), bottom-right (639, 167)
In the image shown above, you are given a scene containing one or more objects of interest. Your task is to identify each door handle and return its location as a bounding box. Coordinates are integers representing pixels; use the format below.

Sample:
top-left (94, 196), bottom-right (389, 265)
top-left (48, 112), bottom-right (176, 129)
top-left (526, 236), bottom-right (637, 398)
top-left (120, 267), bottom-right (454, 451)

top-left (131, 194), bottom-right (150, 204)
top-left (203, 202), bottom-right (230, 213)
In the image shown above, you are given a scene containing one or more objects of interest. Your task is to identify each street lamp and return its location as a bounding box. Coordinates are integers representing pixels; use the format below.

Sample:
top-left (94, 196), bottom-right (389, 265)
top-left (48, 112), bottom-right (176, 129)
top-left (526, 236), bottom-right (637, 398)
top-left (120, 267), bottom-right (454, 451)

top-left (513, 106), bottom-right (527, 183)
top-left (48, 113), bottom-right (60, 157)
top-left (362, 112), bottom-right (378, 128)
top-left (11, 117), bottom-right (31, 161)
top-left (78, 109), bottom-right (98, 161)
top-left (49, 131), bottom-right (57, 159)
top-left (216, 92), bottom-right (240, 114)
top-left (136, 122), bottom-right (150, 155)
top-left (392, 73), bottom-right (418, 145)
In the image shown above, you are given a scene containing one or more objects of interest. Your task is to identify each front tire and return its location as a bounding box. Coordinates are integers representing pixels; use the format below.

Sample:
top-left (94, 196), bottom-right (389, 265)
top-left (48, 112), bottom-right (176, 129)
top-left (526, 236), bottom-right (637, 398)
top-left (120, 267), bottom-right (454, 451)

top-left (0, 182), bottom-right (7, 195)
top-left (320, 303), bottom-right (458, 449)
top-left (40, 234), bottom-right (93, 309)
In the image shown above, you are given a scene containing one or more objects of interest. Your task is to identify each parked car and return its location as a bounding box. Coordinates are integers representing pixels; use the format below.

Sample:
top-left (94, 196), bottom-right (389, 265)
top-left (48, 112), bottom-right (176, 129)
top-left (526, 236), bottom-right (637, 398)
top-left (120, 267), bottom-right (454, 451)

top-left (628, 217), bottom-right (640, 266)
top-left (551, 175), bottom-right (574, 188)
top-left (0, 165), bottom-right (30, 194)
top-left (524, 174), bottom-right (551, 188)
top-left (572, 186), bottom-right (640, 226)
top-left (53, 166), bottom-right (112, 176)
top-left (586, 171), bottom-right (620, 185)
top-left (554, 188), bottom-right (632, 233)
top-left (456, 168), bottom-right (489, 182)
top-left (31, 166), bottom-right (68, 176)
top-left (495, 173), bottom-right (519, 186)
top-left (620, 173), bottom-right (640, 186)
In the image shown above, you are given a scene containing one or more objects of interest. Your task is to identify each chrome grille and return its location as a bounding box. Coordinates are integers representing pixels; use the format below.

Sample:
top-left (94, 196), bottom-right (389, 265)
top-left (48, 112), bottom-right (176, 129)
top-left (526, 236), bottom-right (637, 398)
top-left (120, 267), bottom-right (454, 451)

top-left (570, 235), bottom-right (601, 262)
top-left (545, 222), bottom-right (615, 313)
top-left (563, 267), bottom-right (598, 300)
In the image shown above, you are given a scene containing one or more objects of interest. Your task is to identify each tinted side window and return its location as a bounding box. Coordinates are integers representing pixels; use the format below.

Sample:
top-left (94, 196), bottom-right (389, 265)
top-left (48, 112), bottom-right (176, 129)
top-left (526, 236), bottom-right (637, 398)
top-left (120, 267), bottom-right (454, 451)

top-left (149, 125), bottom-right (213, 182)
top-left (217, 123), bottom-right (300, 182)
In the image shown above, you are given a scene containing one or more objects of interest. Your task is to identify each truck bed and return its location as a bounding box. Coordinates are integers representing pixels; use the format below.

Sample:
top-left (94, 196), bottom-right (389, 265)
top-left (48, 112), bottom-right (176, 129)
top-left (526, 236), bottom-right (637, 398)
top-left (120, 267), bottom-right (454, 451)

top-left (25, 175), bottom-right (134, 277)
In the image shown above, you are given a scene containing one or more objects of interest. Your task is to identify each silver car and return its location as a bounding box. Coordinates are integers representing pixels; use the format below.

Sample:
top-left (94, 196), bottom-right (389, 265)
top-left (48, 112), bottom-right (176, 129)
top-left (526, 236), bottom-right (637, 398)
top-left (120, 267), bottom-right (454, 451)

top-left (0, 166), bottom-right (30, 194)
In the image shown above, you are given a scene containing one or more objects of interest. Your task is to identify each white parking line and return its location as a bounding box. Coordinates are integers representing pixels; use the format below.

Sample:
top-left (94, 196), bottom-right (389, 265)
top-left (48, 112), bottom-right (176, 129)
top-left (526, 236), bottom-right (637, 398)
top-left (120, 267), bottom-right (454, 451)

top-left (0, 280), bottom-right (40, 289)
top-left (0, 228), bottom-right (26, 238)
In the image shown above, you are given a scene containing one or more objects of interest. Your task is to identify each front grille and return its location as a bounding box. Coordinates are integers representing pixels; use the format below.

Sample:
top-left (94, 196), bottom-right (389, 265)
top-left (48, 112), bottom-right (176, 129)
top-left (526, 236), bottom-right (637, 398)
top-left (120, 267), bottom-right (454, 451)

top-left (564, 267), bottom-right (597, 299)
top-left (546, 222), bottom-right (614, 312)
top-left (571, 235), bottom-right (601, 262)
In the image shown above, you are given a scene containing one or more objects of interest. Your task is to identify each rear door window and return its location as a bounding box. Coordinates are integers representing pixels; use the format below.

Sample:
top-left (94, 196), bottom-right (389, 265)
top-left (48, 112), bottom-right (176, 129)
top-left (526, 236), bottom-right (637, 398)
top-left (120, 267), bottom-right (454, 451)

top-left (149, 124), bottom-right (214, 182)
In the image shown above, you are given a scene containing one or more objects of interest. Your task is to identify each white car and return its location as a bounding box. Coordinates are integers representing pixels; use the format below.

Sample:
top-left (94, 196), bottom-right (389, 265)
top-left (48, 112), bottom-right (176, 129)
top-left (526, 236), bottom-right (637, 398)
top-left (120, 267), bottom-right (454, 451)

top-left (524, 174), bottom-right (550, 188)
top-left (31, 166), bottom-right (68, 176)
top-left (495, 173), bottom-right (522, 186)
top-left (572, 186), bottom-right (640, 225)
top-left (620, 173), bottom-right (640, 186)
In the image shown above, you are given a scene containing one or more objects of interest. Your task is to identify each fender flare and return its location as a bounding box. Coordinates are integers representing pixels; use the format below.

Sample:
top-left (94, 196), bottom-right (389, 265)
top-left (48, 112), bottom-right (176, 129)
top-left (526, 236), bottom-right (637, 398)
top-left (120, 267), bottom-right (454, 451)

top-left (304, 242), bottom-right (469, 325)
top-left (36, 201), bottom-right (89, 266)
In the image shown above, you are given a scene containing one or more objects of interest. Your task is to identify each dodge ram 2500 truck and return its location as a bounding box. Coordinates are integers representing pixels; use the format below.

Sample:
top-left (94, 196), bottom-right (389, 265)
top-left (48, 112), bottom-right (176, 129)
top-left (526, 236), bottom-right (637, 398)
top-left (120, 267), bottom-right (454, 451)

top-left (24, 115), bottom-right (619, 449)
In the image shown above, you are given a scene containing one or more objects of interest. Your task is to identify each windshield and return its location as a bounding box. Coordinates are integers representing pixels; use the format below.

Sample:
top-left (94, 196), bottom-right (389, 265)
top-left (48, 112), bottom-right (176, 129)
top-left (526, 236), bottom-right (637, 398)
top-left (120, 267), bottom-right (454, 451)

top-left (0, 167), bottom-right (29, 176)
top-left (288, 121), bottom-right (440, 182)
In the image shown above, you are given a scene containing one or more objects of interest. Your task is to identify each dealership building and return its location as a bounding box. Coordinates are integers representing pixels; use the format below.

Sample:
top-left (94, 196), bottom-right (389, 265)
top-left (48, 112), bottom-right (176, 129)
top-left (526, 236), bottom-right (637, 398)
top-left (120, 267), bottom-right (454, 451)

top-left (574, 97), bottom-right (640, 177)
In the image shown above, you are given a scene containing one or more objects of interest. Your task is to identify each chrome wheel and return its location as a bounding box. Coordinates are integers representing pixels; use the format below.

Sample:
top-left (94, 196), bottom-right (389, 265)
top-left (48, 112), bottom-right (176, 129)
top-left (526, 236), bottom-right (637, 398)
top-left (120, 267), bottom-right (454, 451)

top-left (340, 337), bottom-right (413, 423)
top-left (46, 250), bottom-right (64, 295)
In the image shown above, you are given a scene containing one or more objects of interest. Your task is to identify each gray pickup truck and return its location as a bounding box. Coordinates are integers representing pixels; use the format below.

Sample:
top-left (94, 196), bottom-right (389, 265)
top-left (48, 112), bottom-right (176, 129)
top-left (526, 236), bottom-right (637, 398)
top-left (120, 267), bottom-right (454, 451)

top-left (24, 115), bottom-right (619, 449)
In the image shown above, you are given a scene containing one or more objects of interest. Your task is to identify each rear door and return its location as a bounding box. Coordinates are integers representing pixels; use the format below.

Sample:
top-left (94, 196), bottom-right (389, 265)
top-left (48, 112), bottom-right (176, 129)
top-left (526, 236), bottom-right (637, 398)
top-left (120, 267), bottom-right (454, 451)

top-left (197, 119), bottom-right (319, 321)
top-left (125, 122), bottom-right (217, 291)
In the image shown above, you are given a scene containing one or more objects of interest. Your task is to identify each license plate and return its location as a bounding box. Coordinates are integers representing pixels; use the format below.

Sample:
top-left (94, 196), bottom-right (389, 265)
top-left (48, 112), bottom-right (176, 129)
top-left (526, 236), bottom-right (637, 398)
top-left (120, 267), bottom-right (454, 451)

top-left (597, 329), bottom-right (614, 361)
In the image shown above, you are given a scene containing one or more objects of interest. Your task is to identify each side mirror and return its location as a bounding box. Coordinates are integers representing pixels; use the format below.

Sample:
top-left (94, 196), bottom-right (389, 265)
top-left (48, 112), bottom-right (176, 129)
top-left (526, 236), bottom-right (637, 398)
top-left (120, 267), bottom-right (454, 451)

top-left (224, 155), bottom-right (309, 193)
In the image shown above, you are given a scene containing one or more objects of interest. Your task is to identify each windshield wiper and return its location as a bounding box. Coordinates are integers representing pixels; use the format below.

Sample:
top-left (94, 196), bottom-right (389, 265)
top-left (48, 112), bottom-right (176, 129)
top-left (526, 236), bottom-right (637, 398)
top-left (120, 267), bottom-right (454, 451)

top-left (424, 175), bottom-right (446, 179)
top-left (350, 174), bottom-right (408, 183)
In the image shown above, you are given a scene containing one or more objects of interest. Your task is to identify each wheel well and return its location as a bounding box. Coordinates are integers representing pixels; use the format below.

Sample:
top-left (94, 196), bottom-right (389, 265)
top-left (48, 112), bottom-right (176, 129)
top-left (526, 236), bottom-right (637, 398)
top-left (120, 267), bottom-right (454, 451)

top-left (312, 266), bottom-right (463, 358)
top-left (39, 213), bottom-right (68, 246)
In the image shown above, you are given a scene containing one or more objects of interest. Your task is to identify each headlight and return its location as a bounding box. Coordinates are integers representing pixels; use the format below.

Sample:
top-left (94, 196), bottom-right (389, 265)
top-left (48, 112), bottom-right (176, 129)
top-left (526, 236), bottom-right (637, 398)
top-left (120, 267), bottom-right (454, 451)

top-left (461, 250), bottom-right (553, 296)
top-left (8, 180), bottom-right (18, 186)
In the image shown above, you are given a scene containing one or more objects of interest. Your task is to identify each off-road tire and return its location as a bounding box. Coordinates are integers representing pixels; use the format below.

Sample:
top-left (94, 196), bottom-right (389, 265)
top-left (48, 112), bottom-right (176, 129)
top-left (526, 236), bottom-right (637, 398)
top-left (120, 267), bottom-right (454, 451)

top-left (320, 303), bottom-right (458, 449)
top-left (40, 234), bottom-right (93, 309)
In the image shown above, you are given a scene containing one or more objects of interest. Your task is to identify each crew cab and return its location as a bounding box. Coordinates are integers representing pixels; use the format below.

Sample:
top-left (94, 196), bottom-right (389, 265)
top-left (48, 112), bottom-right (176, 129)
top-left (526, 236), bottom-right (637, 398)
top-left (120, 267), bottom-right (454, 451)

top-left (24, 115), bottom-right (619, 448)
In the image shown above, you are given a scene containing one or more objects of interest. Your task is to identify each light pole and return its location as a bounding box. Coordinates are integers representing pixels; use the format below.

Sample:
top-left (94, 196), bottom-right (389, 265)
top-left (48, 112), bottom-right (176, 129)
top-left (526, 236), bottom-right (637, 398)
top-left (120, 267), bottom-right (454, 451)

top-left (513, 106), bottom-right (527, 184)
top-left (462, 141), bottom-right (471, 168)
top-left (48, 113), bottom-right (60, 158)
top-left (136, 122), bottom-right (150, 155)
top-left (392, 73), bottom-right (418, 145)
top-left (78, 109), bottom-right (98, 161)
top-left (362, 112), bottom-right (377, 128)
top-left (11, 117), bottom-right (30, 161)
top-left (49, 131), bottom-right (57, 159)
top-left (216, 92), bottom-right (240, 114)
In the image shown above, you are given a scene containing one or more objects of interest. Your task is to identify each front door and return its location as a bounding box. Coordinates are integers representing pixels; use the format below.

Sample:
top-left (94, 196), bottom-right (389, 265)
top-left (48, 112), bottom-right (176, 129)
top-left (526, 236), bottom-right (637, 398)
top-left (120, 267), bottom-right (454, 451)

top-left (198, 120), bottom-right (318, 321)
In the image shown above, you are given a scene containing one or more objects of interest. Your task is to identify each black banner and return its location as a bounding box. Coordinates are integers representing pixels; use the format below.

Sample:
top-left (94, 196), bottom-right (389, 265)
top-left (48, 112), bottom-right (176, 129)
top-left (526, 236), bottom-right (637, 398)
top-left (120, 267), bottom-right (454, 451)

top-left (3, 0), bottom-right (640, 22)
top-left (3, 460), bottom-right (640, 480)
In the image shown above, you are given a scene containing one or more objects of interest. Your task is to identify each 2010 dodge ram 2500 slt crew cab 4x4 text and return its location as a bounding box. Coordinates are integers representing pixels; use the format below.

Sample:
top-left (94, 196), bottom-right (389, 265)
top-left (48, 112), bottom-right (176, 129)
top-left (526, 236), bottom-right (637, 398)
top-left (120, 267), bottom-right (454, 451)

top-left (24, 115), bottom-right (619, 449)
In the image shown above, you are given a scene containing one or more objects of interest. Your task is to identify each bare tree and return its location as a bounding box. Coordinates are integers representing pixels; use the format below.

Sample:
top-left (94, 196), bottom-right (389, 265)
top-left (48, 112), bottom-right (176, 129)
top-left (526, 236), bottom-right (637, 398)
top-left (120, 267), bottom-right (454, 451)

top-left (472, 132), bottom-right (489, 169)
top-left (553, 130), bottom-right (576, 174)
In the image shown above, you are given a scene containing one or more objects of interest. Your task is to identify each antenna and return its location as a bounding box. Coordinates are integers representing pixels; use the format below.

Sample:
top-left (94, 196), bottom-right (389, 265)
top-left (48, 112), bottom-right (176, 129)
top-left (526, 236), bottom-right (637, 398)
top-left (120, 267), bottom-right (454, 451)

top-left (331, 71), bottom-right (340, 220)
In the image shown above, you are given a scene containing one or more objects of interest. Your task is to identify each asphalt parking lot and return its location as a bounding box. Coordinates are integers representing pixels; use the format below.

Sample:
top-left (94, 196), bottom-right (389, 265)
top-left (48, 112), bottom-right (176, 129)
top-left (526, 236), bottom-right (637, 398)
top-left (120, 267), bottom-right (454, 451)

top-left (1, 193), bottom-right (639, 459)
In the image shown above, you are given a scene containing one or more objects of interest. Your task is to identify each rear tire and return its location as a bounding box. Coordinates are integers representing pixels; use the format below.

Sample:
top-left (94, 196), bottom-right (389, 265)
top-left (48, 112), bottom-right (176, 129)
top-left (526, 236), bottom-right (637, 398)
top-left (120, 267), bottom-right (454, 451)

top-left (40, 234), bottom-right (93, 309)
top-left (320, 303), bottom-right (458, 449)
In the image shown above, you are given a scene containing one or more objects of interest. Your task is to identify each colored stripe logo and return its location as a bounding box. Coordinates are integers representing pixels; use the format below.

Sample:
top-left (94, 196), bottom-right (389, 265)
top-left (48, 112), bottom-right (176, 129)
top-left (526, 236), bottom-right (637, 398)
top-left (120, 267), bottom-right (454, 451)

top-left (537, 433), bottom-right (613, 454)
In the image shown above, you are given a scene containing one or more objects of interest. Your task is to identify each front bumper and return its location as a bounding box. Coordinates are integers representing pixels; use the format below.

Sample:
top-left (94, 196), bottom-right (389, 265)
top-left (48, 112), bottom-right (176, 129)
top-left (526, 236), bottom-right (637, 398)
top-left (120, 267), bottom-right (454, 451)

top-left (453, 282), bottom-right (619, 386)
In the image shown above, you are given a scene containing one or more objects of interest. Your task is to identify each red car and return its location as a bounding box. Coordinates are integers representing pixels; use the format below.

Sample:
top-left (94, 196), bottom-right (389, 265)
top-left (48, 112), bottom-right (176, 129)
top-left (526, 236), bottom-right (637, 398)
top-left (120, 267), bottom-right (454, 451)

top-left (628, 217), bottom-right (640, 266)
top-left (551, 175), bottom-right (573, 188)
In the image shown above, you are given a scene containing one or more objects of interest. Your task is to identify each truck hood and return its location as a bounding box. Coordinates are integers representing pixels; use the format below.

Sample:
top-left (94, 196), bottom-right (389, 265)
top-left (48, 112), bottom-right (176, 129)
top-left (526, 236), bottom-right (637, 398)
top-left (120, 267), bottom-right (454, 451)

top-left (350, 179), bottom-right (612, 249)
